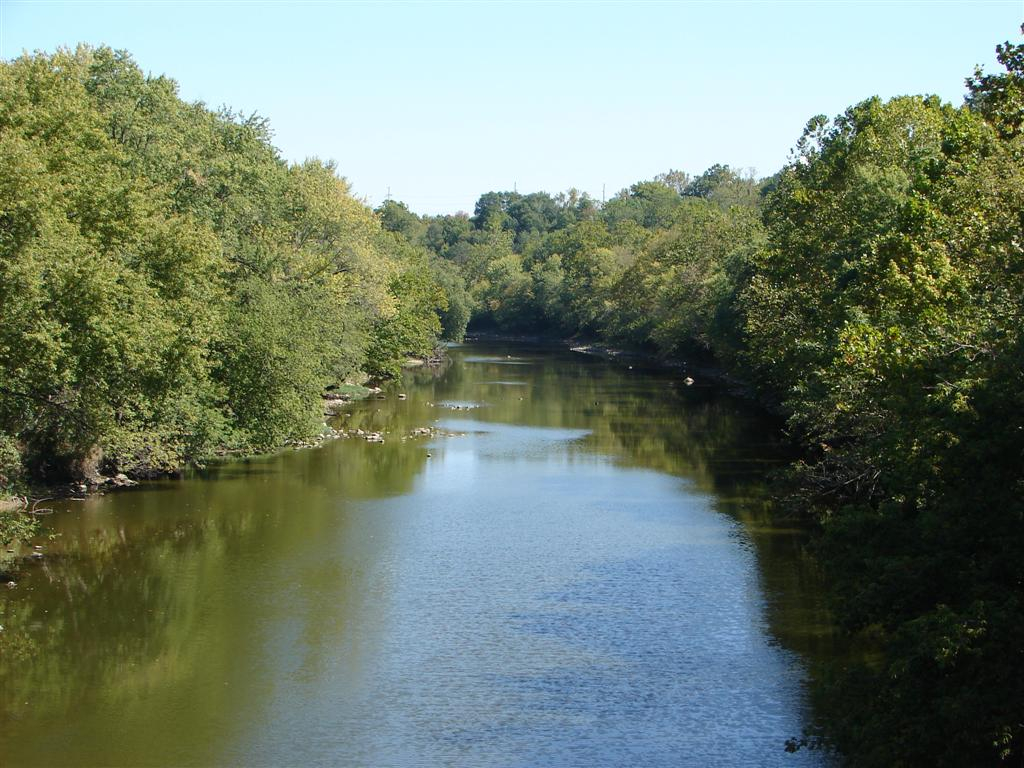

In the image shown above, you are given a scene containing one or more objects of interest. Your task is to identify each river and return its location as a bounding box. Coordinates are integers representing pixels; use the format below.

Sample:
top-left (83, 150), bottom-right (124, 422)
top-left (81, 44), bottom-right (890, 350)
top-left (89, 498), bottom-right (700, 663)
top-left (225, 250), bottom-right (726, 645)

top-left (0, 341), bottom-right (834, 767)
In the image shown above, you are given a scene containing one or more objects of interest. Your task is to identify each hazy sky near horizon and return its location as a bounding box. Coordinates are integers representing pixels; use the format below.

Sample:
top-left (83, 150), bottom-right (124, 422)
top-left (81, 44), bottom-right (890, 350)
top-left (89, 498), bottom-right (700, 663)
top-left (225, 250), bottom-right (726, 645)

top-left (2, 1), bottom-right (1020, 215)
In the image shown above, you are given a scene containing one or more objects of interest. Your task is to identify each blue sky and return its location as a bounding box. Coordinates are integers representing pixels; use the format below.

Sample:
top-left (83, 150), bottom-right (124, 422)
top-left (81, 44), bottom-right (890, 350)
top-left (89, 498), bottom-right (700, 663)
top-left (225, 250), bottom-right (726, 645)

top-left (1, 1), bottom-right (1020, 215)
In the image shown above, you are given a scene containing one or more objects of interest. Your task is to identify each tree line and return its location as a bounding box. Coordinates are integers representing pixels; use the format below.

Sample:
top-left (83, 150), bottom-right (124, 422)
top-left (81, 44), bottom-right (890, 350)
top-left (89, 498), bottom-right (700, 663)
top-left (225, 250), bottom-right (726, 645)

top-left (2, 31), bottom-right (1022, 765)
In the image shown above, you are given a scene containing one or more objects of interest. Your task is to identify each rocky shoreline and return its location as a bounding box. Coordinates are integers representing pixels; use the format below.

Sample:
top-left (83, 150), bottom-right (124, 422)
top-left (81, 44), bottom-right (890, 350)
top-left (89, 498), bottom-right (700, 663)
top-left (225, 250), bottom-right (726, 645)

top-left (2, 347), bottom-right (454, 517)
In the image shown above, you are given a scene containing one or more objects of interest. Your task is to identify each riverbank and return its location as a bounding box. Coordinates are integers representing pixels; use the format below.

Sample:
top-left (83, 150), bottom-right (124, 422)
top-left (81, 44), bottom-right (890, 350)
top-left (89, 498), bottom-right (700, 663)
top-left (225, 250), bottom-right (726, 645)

top-left (1, 346), bottom-right (456, 545)
top-left (0, 386), bottom-right (378, 549)
top-left (465, 331), bottom-right (770, 408)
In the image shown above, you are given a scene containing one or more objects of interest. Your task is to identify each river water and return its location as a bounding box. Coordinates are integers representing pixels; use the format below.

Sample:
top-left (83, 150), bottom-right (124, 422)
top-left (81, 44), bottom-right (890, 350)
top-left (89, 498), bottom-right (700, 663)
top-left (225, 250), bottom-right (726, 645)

top-left (0, 341), bottom-right (834, 767)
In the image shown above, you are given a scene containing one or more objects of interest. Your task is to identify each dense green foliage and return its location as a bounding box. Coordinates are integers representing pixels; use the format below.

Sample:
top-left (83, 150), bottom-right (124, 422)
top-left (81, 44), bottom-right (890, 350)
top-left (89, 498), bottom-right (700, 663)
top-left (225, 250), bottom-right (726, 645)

top-left (3, 30), bottom-right (1022, 765)
top-left (378, 30), bottom-right (1023, 766)
top-left (0, 46), bottom-right (462, 518)
top-left (384, 168), bottom-right (762, 342)
top-left (752, 84), bottom-right (1023, 764)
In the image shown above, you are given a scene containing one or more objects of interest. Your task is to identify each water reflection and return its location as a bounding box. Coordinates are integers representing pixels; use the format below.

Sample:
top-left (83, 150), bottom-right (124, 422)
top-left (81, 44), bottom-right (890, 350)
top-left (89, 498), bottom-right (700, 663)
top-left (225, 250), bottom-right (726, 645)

top-left (0, 341), bottom-right (832, 766)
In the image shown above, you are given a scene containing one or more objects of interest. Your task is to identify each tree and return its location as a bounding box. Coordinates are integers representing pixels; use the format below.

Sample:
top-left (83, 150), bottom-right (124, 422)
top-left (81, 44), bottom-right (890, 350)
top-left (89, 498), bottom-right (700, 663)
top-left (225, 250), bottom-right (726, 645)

top-left (654, 168), bottom-right (692, 195)
top-left (424, 213), bottom-right (471, 258)
top-left (966, 25), bottom-right (1024, 138)
top-left (377, 199), bottom-right (426, 244)
top-left (471, 190), bottom-right (518, 231)
top-left (602, 180), bottom-right (682, 229)
top-left (429, 256), bottom-right (472, 341)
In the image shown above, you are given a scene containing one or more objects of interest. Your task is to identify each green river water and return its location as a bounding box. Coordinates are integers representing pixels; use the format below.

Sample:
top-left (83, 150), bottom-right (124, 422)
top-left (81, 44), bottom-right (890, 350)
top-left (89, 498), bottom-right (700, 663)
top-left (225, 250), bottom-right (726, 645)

top-left (0, 341), bottom-right (835, 767)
